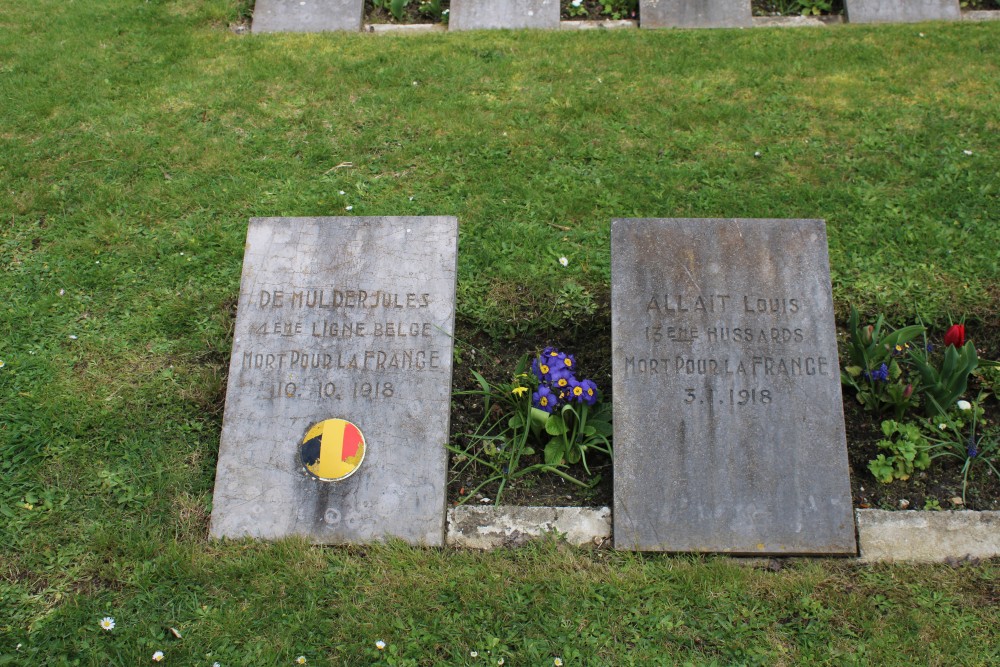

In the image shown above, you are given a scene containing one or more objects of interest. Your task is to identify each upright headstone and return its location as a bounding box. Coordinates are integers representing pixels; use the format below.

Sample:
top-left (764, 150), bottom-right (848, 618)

top-left (252, 0), bottom-right (364, 33)
top-left (611, 218), bottom-right (856, 554)
top-left (449, 0), bottom-right (560, 31)
top-left (639, 0), bottom-right (751, 29)
top-left (210, 217), bottom-right (457, 546)
top-left (845, 0), bottom-right (960, 24)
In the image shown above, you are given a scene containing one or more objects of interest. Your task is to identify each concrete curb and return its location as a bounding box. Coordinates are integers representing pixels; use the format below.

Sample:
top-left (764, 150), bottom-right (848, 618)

top-left (752, 15), bottom-right (844, 27)
top-left (856, 509), bottom-right (1000, 563)
top-left (560, 19), bottom-right (638, 30)
top-left (447, 506), bottom-right (1000, 562)
top-left (963, 10), bottom-right (1000, 21)
top-left (363, 23), bottom-right (447, 33)
top-left (448, 506), bottom-right (612, 549)
top-left (357, 10), bottom-right (998, 34)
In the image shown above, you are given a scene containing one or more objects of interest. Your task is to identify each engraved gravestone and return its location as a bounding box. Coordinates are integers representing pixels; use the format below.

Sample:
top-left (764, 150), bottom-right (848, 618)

top-left (252, 0), bottom-right (363, 33)
top-left (639, 0), bottom-right (752, 29)
top-left (611, 218), bottom-right (856, 554)
top-left (845, 0), bottom-right (959, 24)
top-left (210, 217), bottom-right (457, 546)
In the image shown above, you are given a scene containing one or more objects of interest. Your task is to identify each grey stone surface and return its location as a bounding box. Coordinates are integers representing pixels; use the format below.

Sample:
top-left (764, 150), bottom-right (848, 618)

top-left (857, 510), bottom-right (1000, 562)
top-left (752, 15), bottom-right (843, 27)
top-left (449, 0), bottom-right (560, 31)
top-left (447, 506), bottom-right (612, 548)
top-left (963, 10), bottom-right (1000, 21)
top-left (611, 218), bottom-right (856, 554)
top-left (845, 0), bottom-right (959, 24)
top-left (252, 0), bottom-right (363, 33)
top-left (560, 19), bottom-right (638, 30)
top-left (210, 217), bottom-right (457, 546)
top-left (365, 22), bottom-right (447, 33)
top-left (640, 0), bottom-right (751, 28)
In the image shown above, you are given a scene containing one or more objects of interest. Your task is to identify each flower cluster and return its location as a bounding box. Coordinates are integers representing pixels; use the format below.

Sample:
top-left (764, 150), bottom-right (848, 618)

top-left (531, 347), bottom-right (598, 412)
top-left (863, 362), bottom-right (889, 383)
top-left (967, 434), bottom-right (979, 459)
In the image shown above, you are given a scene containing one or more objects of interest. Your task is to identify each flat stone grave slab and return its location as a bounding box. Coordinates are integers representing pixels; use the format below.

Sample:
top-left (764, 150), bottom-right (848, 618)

top-left (845, 0), bottom-right (959, 23)
top-left (252, 0), bottom-right (363, 33)
top-left (210, 216), bottom-right (457, 546)
top-left (449, 0), bottom-right (560, 31)
top-left (611, 218), bottom-right (856, 555)
top-left (640, 0), bottom-right (751, 28)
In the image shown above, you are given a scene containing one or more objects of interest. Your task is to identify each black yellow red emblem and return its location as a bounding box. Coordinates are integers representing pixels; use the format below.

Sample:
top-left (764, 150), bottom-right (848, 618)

top-left (300, 419), bottom-right (366, 481)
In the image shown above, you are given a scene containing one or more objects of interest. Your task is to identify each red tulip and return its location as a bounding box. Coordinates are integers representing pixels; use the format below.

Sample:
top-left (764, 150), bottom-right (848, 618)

top-left (943, 324), bottom-right (965, 348)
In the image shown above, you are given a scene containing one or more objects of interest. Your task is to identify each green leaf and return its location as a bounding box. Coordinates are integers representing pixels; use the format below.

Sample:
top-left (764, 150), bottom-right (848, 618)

top-left (545, 414), bottom-right (568, 436)
top-left (470, 369), bottom-right (491, 394)
top-left (521, 447), bottom-right (535, 456)
top-left (566, 447), bottom-right (581, 465)
top-left (868, 455), bottom-right (895, 483)
top-left (589, 419), bottom-right (613, 437)
top-left (544, 439), bottom-right (565, 465)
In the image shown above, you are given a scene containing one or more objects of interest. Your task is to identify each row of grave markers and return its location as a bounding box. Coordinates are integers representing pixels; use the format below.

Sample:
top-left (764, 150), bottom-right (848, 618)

top-left (254, 0), bottom-right (964, 33)
top-left (210, 216), bottom-right (856, 555)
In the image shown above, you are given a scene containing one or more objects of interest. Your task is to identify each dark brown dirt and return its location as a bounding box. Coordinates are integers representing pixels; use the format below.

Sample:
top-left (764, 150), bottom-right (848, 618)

top-left (448, 311), bottom-right (614, 507)
top-left (365, 1), bottom-right (449, 25)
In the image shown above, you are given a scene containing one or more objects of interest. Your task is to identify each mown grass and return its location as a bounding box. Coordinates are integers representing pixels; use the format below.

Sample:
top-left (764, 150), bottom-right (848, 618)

top-left (4, 535), bottom-right (1000, 665)
top-left (2, 0), bottom-right (999, 663)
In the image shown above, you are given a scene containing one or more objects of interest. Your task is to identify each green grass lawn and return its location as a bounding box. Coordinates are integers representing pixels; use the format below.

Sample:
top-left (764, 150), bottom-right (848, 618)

top-left (2, 1), bottom-right (999, 663)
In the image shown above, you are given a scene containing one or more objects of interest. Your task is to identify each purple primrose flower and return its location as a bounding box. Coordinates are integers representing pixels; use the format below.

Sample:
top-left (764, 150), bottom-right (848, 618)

top-left (533, 385), bottom-right (556, 413)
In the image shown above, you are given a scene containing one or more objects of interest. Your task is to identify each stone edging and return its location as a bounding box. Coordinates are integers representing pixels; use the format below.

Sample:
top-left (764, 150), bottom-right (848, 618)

top-left (360, 11), bottom-right (999, 34)
top-left (448, 506), bottom-right (1000, 562)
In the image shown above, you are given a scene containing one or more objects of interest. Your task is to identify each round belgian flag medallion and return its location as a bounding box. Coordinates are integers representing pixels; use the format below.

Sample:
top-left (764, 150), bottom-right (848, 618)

top-left (300, 419), bottom-right (366, 482)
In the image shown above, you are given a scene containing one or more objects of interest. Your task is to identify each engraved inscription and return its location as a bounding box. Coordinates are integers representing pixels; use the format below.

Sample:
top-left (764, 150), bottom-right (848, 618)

top-left (257, 288), bottom-right (431, 310)
top-left (626, 288), bottom-right (827, 410)
top-left (236, 283), bottom-right (449, 408)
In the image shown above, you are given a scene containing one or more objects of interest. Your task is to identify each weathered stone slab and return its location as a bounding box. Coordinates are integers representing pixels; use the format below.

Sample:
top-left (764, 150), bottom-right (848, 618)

top-left (611, 218), bottom-right (856, 554)
top-left (449, 0), bottom-right (560, 31)
top-left (845, 0), bottom-right (959, 24)
top-left (252, 0), bottom-right (363, 33)
top-left (857, 510), bottom-right (1000, 562)
top-left (639, 0), bottom-right (751, 29)
top-left (447, 506), bottom-right (612, 549)
top-left (210, 217), bottom-right (457, 546)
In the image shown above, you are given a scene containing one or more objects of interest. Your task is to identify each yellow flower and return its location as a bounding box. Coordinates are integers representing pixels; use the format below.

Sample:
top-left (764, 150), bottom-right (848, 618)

top-left (554, 659), bottom-right (564, 666)
top-left (511, 386), bottom-right (528, 397)
top-left (295, 657), bottom-right (307, 665)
